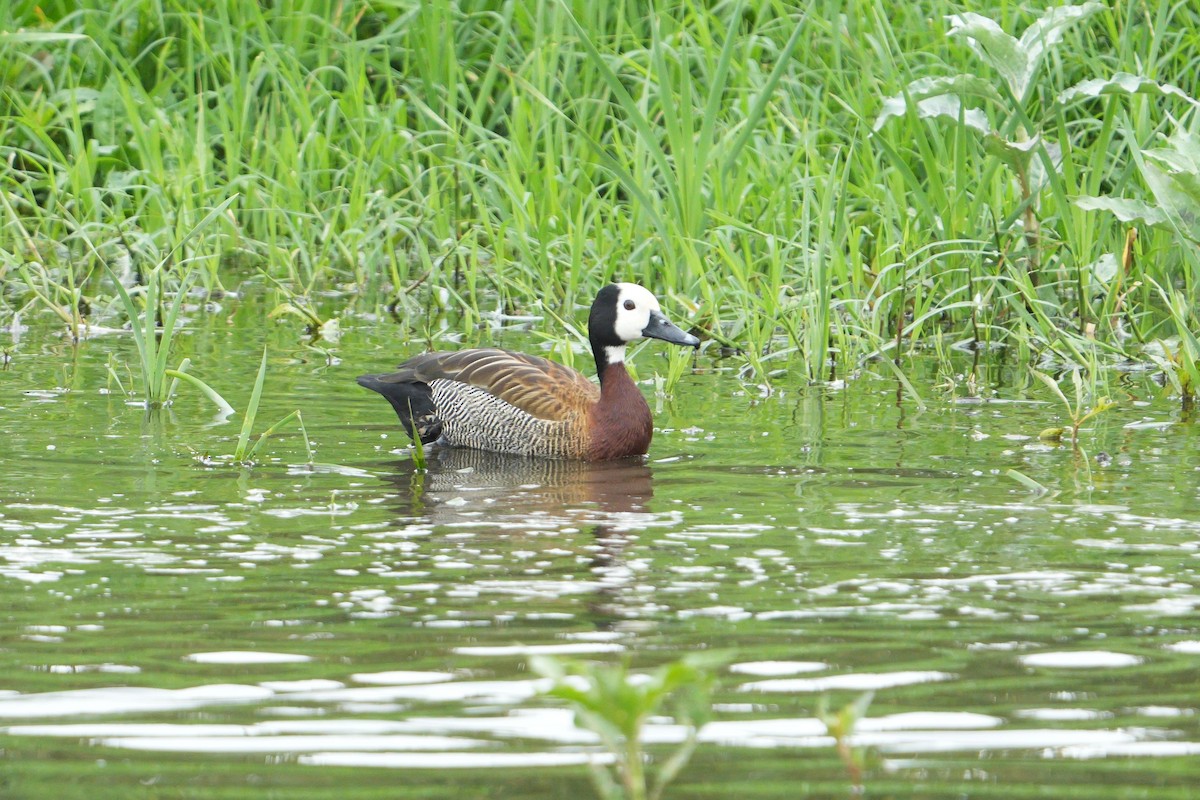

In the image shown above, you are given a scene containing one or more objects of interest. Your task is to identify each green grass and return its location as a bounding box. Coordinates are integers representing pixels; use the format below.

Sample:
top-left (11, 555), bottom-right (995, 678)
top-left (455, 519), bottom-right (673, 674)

top-left (1, 0), bottom-right (1199, 392)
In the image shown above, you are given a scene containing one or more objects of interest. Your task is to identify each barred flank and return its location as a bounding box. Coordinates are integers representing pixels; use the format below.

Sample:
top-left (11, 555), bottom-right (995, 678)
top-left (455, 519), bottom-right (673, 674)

top-left (430, 381), bottom-right (589, 459)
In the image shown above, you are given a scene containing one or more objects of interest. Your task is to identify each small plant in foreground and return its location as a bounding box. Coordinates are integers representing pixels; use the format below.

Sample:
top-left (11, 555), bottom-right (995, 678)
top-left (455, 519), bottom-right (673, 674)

top-left (816, 691), bottom-right (874, 796)
top-left (1033, 367), bottom-right (1115, 446)
top-left (532, 653), bottom-right (720, 800)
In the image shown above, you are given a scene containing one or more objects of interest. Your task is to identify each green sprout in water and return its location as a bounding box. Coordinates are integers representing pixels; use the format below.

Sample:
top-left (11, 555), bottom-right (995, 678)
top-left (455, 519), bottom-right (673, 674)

top-left (816, 691), bottom-right (874, 796)
top-left (532, 653), bottom-right (721, 800)
top-left (170, 346), bottom-right (313, 467)
top-left (1032, 367), bottom-right (1115, 447)
top-left (1143, 279), bottom-right (1200, 414)
top-left (101, 195), bottom-right (238, 410)
top-left (653, 344), bottom-right (694, 401)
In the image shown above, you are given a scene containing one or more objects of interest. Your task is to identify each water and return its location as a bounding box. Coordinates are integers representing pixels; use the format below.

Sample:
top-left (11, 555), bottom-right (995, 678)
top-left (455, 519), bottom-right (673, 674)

top-left (2, 303), bottom-right (1199, 799)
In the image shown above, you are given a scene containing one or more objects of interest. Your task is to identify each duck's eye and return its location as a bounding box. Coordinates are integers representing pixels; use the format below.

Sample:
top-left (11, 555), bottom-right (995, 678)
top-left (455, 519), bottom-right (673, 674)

top-left (623, 299), bottom-right (636, 311)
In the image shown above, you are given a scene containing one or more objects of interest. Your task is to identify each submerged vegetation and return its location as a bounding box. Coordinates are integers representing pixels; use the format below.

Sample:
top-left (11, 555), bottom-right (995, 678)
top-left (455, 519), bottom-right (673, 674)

top-left (1, 0), bottom-right (1199, 414)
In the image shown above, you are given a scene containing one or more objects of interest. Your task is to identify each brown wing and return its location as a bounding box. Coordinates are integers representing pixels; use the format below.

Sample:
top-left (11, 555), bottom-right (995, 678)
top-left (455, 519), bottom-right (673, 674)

top-left (391, 348), bottom-right (600, 421)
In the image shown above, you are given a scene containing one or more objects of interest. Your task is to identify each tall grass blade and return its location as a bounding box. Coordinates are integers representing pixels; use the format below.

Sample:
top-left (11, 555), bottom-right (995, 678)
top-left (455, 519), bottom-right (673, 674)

top-left (235, 347), bottom-right (270, 462)
top-left (163, 366), bottom-right (236, 416)
top-left (243, 410), bottom-right (300, 463)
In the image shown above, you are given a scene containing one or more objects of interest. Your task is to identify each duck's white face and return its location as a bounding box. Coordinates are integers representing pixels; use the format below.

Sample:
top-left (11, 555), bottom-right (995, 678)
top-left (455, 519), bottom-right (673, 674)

top-left (612, 283), bottom-right (661, 344)
top-left (594, 282), bottom-right (697, 368)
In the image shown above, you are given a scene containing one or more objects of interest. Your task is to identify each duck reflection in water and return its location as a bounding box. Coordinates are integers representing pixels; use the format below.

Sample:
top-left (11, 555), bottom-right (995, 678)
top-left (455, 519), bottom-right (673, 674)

top-left (380, 448), bottom-right (658, 629)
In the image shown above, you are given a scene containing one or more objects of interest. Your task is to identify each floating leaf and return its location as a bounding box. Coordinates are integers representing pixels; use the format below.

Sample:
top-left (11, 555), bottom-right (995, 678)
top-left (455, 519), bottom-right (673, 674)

top-left (1038, 427), bottom-right (1065, 442)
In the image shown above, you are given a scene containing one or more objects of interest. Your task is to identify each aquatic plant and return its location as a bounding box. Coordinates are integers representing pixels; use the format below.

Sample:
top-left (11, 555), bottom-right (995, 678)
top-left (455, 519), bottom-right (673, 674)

top-left (1070, 91), bottom-right (1200, 250)
top-left (167, 346), bottom-right (313, 466)
top-left (816, 691), bottom-right (874, 795)
top-left (874, 2), bottom-right (1105, 276)
top-left (106, 262), bottom-right (193, 410)
top-left (1033, 367), bottom-right (1115, 446)
top-left (532, 653), bottom-right (719, 800)
top-left (102, 197), bottom-right (235, 409)
top-left (653, 343), bottom-right (694, 400)
top-left (1145, 280), bottom-right (1200, 411)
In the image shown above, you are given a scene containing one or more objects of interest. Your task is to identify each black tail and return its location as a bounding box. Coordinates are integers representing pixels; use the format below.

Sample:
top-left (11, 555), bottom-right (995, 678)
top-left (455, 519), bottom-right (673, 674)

top-left (356, 374), bottom-right (443, 444)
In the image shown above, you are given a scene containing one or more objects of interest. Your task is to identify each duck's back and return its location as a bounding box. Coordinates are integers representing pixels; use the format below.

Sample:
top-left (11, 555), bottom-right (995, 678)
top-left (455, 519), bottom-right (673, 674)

top-left (358, 348), bottom-right (601, 459)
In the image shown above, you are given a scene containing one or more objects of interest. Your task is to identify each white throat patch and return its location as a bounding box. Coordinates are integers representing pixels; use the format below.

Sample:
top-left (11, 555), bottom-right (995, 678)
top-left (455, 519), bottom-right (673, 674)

top-left (604, 344), bottom-right (627, 365)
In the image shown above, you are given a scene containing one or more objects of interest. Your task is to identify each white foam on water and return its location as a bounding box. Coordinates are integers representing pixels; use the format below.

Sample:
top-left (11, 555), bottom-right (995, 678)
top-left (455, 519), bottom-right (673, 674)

top-left (299, 751), bottom-right (614, 769)
top-left (1019, 651), bottom-right (1142, 668)
top-left (730, 661), bottom-right (827, 676)
top-left (452, 643), bottom-right (624, 656)
top-left (185, 651), bottom-right (312, 664)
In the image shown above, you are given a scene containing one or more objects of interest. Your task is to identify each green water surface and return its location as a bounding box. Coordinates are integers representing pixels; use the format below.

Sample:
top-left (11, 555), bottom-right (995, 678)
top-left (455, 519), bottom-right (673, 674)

top-left (2, 300), bottom-right (1199, 799)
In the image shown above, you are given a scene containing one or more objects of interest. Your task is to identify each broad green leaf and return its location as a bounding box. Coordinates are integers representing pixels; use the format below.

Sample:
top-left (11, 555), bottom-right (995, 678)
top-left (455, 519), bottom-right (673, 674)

top-left (1074, 196), bottom-right (1169, 226)
top-left (1087, 253), bottom-right (1119, 283)
top-left (1145, 128), bottom-right (1200, 174)
top-left (946, 13), bottom-right (1026, 97)
top-left (1141, 161), bottom-right (1200, 243)
top-left (874, 75), bottom-right (999, 132)
top-left (949, 3), bottom-right (1103, 100)
top-left (1017, 2), bottom-right (1105, 88)
top-left (1059, 72), bottom-right (1200, 108)
top-left (983, 134), bottom-right (1062, 186)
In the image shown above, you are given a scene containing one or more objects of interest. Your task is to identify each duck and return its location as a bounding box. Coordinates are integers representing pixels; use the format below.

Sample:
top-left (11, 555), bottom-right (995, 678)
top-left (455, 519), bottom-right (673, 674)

top-left (357, 283), bottom-right (699, 461)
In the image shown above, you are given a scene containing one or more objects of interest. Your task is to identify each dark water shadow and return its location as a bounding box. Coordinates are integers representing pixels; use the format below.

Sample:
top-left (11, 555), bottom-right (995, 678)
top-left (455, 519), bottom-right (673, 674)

top-left (376, 449), bottom-right (658, 629)
top-left (378, 448), bottom-right (655, 519)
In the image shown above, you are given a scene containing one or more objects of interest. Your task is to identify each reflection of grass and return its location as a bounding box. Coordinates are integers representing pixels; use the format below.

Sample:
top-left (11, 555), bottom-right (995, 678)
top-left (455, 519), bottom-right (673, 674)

top-left (533, 654), bottom-right (721, 800)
